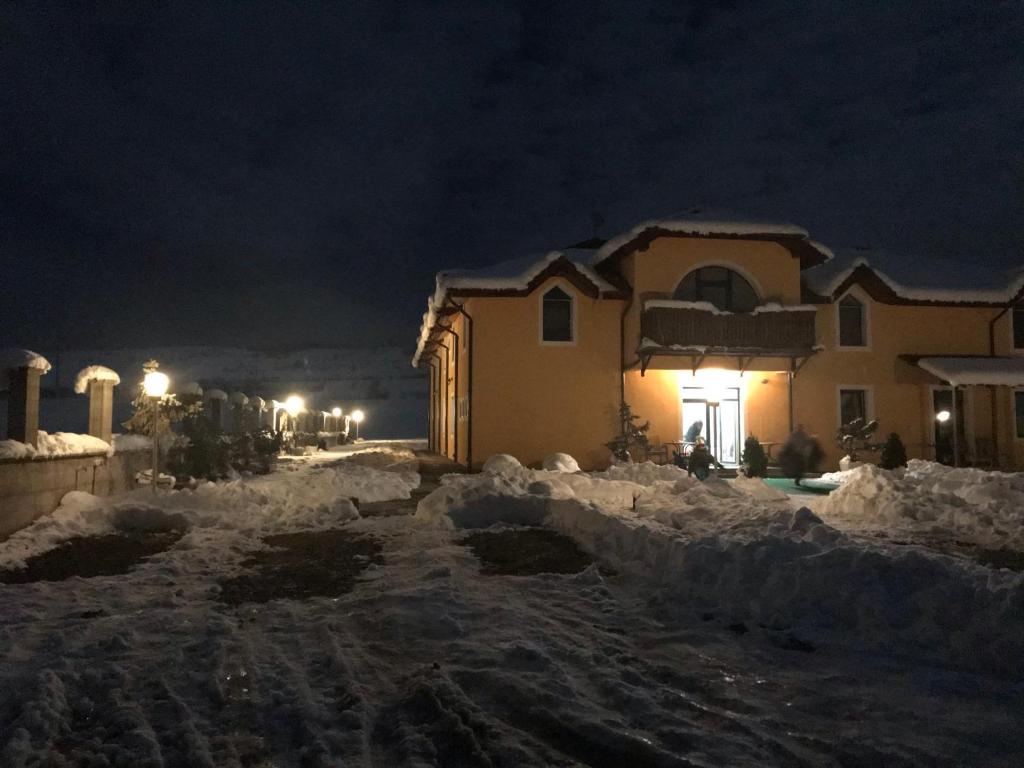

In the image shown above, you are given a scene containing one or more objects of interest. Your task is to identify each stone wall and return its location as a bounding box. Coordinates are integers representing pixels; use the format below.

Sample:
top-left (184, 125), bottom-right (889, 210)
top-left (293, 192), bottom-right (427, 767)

top-left (0, 449), bottom-right (152, 539)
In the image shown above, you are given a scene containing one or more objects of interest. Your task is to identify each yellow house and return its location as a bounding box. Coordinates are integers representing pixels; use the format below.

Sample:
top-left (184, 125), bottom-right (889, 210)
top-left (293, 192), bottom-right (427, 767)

top-left (413, 215), bottom-right (1024, 471)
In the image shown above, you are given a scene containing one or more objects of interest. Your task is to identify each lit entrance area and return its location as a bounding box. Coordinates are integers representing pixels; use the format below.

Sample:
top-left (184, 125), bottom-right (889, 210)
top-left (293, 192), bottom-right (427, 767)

top-left (679, 371), bottom-right (743, 466)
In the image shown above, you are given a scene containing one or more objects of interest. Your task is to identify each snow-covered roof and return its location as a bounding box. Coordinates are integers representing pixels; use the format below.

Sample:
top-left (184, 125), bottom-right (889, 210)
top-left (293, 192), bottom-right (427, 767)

top-left (591, 211), bottom-right (832, 267)
top-left (413, 250), bottom-right (621, 366)
top-left (804, 249), bottom-right (1024, 304)
top-left (229, 391), bottom-right (249, 405)
top-left (0, 348), bottom-right (51, 374)
top-left (180, 381), bottom-right (203, 396)
top-left (249, 396), bottom-right (266, 410)
top-left (205, 388), bottom-right (228, 401)
top-left (916, 357), bottom-right (1024, 387)
top-left (73, 365), bottom-right (120, 394)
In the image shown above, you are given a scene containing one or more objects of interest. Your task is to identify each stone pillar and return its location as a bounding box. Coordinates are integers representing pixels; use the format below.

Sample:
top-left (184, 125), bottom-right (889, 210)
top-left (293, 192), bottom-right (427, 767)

top-left (7, 367), bottom-right (42, 446)
top-left (87, 379), bottom-right (116, 444)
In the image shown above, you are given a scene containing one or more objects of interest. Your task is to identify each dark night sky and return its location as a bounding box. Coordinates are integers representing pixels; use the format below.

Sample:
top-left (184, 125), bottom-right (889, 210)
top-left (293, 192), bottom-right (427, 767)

top-left (2, 2), bottom-right (1022, 351)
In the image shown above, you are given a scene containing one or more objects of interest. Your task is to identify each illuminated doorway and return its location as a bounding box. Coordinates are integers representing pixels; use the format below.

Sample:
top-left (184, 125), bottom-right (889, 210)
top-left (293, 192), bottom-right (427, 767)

top-left (681, 385), bottom-right (742, 466)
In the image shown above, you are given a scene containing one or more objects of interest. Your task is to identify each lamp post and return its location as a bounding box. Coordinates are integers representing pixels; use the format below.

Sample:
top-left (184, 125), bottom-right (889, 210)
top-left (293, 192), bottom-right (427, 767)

top-left (332, 407), bottom-right (342, 435)
top-left (352, 409), bottom-right (364, 440)
top-left (143, 370), bottom-right (170, 495)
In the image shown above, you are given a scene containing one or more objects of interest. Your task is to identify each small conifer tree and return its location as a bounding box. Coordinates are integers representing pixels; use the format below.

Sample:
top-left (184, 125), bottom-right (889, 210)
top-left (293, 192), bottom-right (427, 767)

top-left (605, 401), bottom-right (650, 461)
top-left (879, 432), bottom-right (908, 469)
top-left (742, 435), bottom-right (769, 477)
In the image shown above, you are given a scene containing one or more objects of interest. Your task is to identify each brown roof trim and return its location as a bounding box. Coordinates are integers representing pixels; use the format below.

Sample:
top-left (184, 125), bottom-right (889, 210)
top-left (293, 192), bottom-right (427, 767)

top-left (820, 264), bottom-right (1017, 308)
top-left (446, 255), bottom-right (629, 301)
top-left (596, 228), bottom-right (831, 271)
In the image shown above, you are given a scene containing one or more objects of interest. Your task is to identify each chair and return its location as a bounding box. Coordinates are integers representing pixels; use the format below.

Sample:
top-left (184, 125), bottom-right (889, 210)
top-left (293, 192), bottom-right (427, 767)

top-left (645, 443), bottom-right (669, 465)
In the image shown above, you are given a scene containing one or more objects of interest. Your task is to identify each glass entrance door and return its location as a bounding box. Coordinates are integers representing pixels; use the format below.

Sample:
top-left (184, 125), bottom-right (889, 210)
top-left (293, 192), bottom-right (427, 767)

top-left (682, 386), bottom-right (741, 466)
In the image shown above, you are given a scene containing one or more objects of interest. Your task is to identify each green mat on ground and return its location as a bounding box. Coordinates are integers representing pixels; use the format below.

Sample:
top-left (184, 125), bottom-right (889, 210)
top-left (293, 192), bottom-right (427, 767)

top-left (763, 477), bottom-right (838, 495)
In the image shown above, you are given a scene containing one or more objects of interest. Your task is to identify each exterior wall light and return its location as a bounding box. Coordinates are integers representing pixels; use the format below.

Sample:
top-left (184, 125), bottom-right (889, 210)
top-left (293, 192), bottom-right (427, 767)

top-left (936, 410), bottom-right (951, 423)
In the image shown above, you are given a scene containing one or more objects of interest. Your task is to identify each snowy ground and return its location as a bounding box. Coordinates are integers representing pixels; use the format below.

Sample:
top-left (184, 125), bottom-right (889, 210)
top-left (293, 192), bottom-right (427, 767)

top-left (1, 445), bottom-right (1021, 766)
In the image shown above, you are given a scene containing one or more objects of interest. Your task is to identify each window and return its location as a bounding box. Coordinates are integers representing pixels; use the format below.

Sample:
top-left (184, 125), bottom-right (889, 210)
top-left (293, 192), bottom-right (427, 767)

top-left (1016, 391), bottom-right (1024, 439)
top-left (1013, 306), bottom-right (1024, 350)
top-left (838, 294), bottom-right (866, 347)
top-left (839, 388), bottom-right (868, 426)
top-left (674, 266), bottom-right (759, 312)
top-left (542, 286), bottom-right (573, 343)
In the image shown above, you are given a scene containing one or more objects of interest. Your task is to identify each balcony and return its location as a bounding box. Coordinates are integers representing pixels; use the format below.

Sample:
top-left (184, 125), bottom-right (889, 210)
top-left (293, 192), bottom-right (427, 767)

top-left (639, 301), bottom-right (818, 371)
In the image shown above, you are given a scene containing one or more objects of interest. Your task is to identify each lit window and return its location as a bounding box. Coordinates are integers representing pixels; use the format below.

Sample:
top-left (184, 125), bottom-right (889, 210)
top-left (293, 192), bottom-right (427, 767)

top-left (840, 388), bottom-right (867, 425)
top-left (1013, 306), bottom-right (1024, 350)
top-left (838, 295), bottom-right (866, 347)
top-left (1015, 391), bottom-right (1024, 438)
top-left (674, 267), bottom-right (759, 312)
top-left (542, 286), bottom-right (573, 342)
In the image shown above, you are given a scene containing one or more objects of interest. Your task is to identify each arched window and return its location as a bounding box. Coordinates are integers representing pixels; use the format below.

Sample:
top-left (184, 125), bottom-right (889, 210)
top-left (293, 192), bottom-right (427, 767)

top-left (674, 266), bottom-right (759, 312)
top-left (838, 294), bottom-right (867, 347)
top-left (541, 286), bottom-right (573, 343)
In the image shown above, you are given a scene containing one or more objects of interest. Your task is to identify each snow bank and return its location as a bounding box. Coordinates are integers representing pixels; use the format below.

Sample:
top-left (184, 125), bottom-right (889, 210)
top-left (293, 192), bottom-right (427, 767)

top-left (73, 365), bottom-right (120, 394)
top-left (816, 461), bottom-right (1024, 549)
top-left (415, 462), bottom-right (1024, 676)
top-left (0, 431), bottom-right (113, 460)
top-left (0, 458), bottom-right (420, 568)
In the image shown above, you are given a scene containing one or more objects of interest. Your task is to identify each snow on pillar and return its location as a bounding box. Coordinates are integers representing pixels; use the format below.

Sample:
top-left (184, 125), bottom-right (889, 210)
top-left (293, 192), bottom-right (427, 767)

top-left (2, 349), bottom-right (51, 447)
top-left (75, 365), bottom-right (121, 445)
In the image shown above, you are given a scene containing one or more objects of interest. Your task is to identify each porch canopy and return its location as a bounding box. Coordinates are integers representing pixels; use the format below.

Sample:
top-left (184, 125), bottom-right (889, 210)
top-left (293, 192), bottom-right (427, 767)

top-left (910, 356), bottom-right (1024, 387)
top-left (638, 300), bottom-right (819, 375)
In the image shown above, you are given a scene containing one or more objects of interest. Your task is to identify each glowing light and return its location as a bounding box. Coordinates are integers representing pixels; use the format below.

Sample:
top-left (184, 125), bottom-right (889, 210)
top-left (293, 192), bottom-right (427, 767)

top-left (352, 410), bottom-right (365, 424)
top-left (936, 410), bottom-right (951, 423)
top-left (284, 395), bottom-right (305, 417)
top-left (143, 371), bottom-right (170, 397)
top-left (331, 407), bottom-right (342, 418)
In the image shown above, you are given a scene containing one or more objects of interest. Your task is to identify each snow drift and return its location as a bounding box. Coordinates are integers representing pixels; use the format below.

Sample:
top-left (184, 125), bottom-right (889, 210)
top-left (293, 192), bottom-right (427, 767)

top-left (417, 455), bottom-right (1024, 676)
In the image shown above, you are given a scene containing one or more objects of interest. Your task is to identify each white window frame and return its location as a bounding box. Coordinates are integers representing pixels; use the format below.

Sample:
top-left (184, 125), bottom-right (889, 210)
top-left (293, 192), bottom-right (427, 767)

top-left (538, 280), bottom-right (577, 346)
top-left (835, 287), bottom-right (871, 351)
top-left (836, 384), bottom-right (873, 427)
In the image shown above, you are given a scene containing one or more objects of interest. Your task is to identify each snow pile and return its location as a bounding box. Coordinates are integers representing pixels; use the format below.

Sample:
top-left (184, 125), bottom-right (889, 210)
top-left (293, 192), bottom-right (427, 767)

top-left (481, 453), bottom-right (524, 477)
top-left (416, 455), bottom-right (1024, 675)
top-left (73, 365), bottom-right (120, 394)
top-left (542, 453), bottom-right (580, 473)
top-left (229, 391), bottom-right (249, 405)
top-left (816, 461), bottom-right (1024, 549)
top-left (0, 459), bottom-right (421, 569)
top-left (0, 431), bottom-right (113, 460)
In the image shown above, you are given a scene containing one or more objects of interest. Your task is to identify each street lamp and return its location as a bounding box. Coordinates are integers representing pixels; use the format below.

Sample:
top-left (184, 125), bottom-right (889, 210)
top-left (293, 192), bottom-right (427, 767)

top-left (143, 370), bottom-right (170, 495)
top-left (352, 409), bottom-right (364, 440)
top-left (331, 406), bottom-right (342, 432)
top-left (283, 395), bottom-right (304, 446)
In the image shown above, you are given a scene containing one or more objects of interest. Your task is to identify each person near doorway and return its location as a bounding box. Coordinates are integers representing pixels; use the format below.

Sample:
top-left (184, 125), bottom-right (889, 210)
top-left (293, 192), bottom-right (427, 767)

top-left (687, 437), bottom-right (724, 480)
top-left (778, 426), bottom-right (825, 486)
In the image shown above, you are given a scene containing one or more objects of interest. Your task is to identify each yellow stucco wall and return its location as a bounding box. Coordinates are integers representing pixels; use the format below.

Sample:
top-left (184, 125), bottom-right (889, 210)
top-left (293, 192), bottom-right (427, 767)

top-left (464, 281), bottom-right (624, 470)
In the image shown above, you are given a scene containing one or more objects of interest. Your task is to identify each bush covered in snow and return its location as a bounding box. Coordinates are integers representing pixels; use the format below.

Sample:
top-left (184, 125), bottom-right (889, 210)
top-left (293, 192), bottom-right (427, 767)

top-left (541, 453), bottom-right (580, 473)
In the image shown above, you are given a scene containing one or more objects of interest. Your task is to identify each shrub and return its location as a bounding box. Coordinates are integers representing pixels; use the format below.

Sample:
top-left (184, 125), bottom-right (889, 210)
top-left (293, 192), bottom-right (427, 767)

top-left (835, 417), bottom-right (880, 462)
top-left (605, 402), bottom-right (650, 462)
top-left (742, 436), bottom-right (769, 477)
top-left (879, 432), bottom-right (908, 469)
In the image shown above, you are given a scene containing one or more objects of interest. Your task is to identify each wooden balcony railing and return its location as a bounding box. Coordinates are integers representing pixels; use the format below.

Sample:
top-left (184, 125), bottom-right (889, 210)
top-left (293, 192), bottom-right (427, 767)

top-left (640, 303), bottom-right (817, 353)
